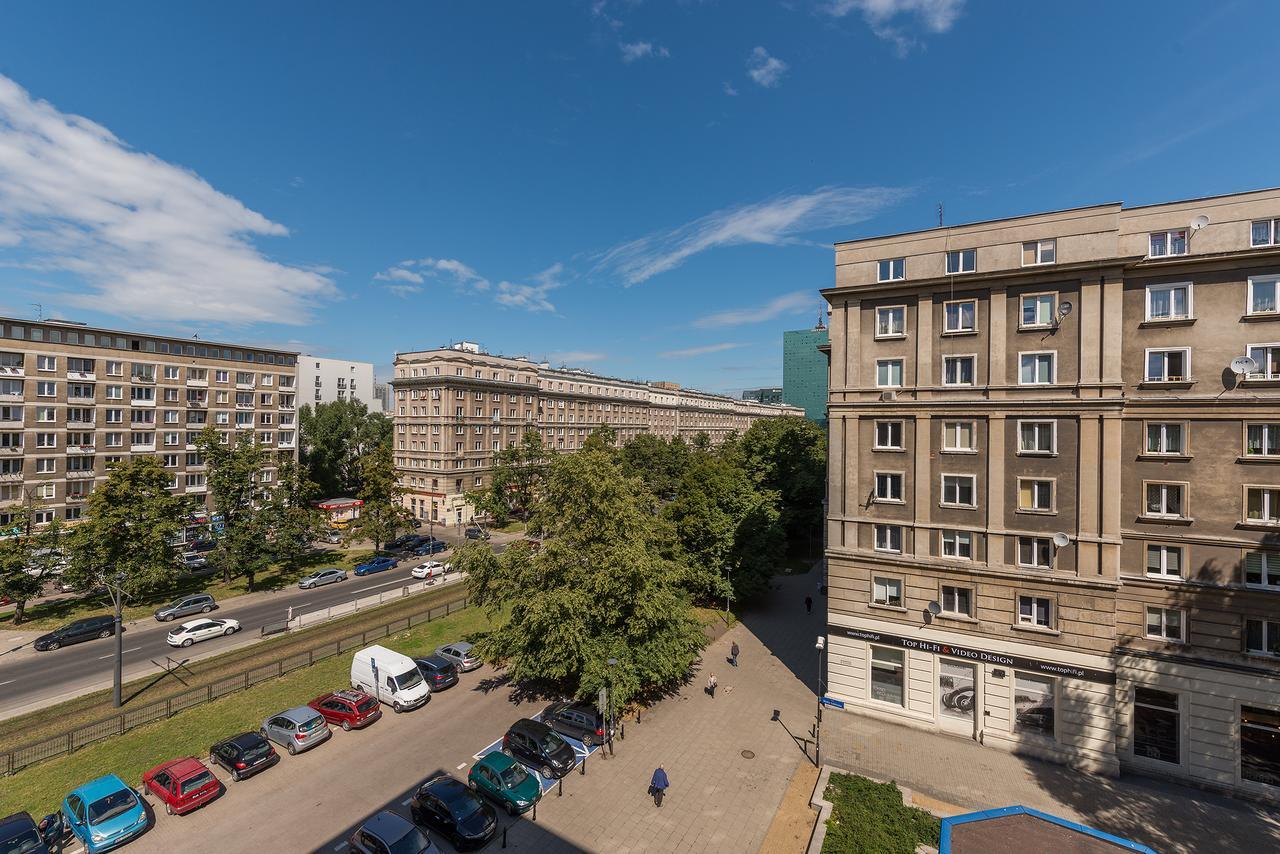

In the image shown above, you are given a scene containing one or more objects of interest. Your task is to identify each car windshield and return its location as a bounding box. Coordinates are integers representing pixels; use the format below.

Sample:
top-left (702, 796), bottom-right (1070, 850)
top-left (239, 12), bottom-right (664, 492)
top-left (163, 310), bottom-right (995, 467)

top-left (394, 669), bottom-right (423, 690)
top-left (87, 789), bottom-right (136, 824)
top-left (356, 697), bottom-right (379, 714)
top-left (0, 827), bottom-right (44, 854)
top-left (499, 763), bottom-right (529, 787)
top-left (539, 730), bottom-right (568, 753)
top-left (241, 741), bottom-right (271, 762)
top-left (297, 715), bottom-right (324, 733)
top-left (179, 771), bottom-right (215, 795)
top-left (387, 826), bottom-right (432, 854)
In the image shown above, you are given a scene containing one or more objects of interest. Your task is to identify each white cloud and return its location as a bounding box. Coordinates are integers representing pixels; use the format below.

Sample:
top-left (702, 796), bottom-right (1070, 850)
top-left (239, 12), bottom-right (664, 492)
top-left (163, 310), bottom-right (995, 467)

top-left (594, 185), bottom-right (906, 286)
top-left (380, 256), bottom-right (563, 312)
top-left (693, 291), bottom-right (816, 328)
top-left (659, 342), bottom-right (743, 358)
top-left (495, 263), bottom-right (563, 313)
top-left (823, 0), bottom-right (965, 54)
top-left (548, 350), bottom-right (607, 364)
top-left (0, 74), bottom-right (338, 325)
top-left (619, 41), bottom-right (670, 63)
top-left (723, 81), bottom-right (739, 97)
top-left (746, 47), bottom-right (788, 88)
top-left (374, 267), bottom-right (425, 284)
top-left (386, 284), bottom-right (423, 298)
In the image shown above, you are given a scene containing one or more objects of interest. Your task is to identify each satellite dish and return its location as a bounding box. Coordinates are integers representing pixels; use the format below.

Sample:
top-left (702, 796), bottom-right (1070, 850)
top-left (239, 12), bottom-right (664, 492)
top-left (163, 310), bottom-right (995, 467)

top-left (926, 601), bottom-right (942, 616)
top-left (1232, 356), bottom-right (1259, 375)
top-left (1052, 532), bottom-right (1071, 548)
top-left (1058, 301), bottom-right (1073, 318)
top-left (1190, 214), bottom-right (1210, 231)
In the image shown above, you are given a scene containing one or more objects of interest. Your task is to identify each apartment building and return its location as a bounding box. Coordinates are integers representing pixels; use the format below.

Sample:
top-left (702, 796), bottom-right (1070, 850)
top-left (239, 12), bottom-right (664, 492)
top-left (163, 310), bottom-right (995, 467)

top-left (821, 187), bottom-right (1280, 802)
top-left (0, 317), bottom-right (298, 540)
top-left (297, 356), bottom-right (377, 410)
top-left (391, 342), bottom-right (801, 526)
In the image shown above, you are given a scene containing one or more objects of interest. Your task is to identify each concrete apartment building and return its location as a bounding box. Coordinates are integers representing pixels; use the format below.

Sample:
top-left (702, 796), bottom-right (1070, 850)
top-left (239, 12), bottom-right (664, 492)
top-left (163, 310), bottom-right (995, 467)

top-left (0, 317), bottom-right (298, 541)
top-left (820, 187), bottom-right (1280, 802)
top-left (391, 342), bottom-right (802, 526)
top-left (784, 321), bottom-right (830, 426)
top-left (297, 356), bottom-right (377, 411)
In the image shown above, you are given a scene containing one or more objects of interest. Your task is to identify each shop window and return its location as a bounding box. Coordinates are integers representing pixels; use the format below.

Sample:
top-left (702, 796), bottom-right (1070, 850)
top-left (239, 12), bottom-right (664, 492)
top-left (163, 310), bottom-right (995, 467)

top-left (1241, 706), bottom-right (1280, 788)
top-left (869, 646), bottom-right (905, 706)
top-left (939, 661), bottom-right (976, 722)
top-left (1133, 688), bottom-right (1179, 765)
top-left (1013, 672), bottom-right (1055, 738)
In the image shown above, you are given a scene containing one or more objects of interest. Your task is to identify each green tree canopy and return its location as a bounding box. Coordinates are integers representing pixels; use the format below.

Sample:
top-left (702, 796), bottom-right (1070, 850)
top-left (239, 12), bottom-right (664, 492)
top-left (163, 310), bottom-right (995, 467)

top-left (196, 427), bottom-right (275, 590)
top-left (298, 399), bottom-right (392, 497)
top-left (464, 430), bottom-right (552, 526)
top-left (347, 444), bottom-right (412, 551)
top-left (738, 417), bottom-right (827, 556)
top-left (0, 533), bottom-right (42, 625)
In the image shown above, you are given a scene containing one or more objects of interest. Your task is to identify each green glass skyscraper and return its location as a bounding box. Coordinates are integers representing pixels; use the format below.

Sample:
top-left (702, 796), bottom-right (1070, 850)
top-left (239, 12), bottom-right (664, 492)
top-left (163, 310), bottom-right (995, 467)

top-left (783, 321), bottom-right (829, 427)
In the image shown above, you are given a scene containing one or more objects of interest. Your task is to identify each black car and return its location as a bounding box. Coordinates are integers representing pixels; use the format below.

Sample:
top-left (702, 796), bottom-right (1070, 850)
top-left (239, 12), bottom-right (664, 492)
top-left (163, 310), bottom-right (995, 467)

top-left (410, 775), bottom-right (497, 851)
top-left (414, 655), bottom-right (459, 691)
top-left (502, 718), bottom-right (577, 779)
top-left (188, 539), bottom-right (218, 553)
top-left (464, 527), bottom-right (490, 540)
top-left (387, 534), bottom-right (424, 552)
top-left (209, 732), bottom-right (280, 782)
top-left (0, 811), bottom-right (63, 854)
top-left (32, 616), bottom-right (119, 652)
top-left (542, 700), bottom-right (613, 746)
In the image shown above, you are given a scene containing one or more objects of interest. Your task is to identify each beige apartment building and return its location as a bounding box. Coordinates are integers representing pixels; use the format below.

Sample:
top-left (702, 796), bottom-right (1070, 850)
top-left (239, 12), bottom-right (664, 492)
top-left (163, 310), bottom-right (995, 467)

top-left (0, 317), bottom-right (298, 543)
top-left (391, 342), bottom-right (801, 526)
top-left (821, 187), bottom-right (1280, 802)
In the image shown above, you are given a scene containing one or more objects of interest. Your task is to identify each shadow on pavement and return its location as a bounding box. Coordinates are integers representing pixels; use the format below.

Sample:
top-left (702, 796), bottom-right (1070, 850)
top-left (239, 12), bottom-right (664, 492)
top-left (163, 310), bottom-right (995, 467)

top-left (736, 572), bottom-right (824, 696)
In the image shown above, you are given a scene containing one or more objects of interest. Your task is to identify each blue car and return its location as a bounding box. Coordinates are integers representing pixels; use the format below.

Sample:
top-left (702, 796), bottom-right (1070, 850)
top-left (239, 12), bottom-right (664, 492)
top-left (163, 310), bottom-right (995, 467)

top-left (354, 555), bottom-right (399, 576)
top-left (412, 540), bottom-right (448, 556)
top-left (62, 774), bottom-right (148, 853)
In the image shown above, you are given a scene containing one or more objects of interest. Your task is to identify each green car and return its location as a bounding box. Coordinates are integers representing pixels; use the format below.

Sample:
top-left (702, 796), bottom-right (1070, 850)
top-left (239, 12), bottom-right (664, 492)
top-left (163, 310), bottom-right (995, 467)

top-left (468, 752), bottom-right (542, 815)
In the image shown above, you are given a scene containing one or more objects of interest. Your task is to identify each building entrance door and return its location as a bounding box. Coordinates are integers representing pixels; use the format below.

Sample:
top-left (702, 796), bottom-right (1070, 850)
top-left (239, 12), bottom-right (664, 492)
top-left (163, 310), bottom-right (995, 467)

top-left (938, 659), bottom-right (977, 737)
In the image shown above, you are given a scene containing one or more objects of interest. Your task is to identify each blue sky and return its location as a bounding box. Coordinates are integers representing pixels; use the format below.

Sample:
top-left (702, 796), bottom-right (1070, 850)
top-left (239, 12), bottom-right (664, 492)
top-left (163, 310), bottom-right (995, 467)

top-left (1, 0), bottom-right (1278, 394)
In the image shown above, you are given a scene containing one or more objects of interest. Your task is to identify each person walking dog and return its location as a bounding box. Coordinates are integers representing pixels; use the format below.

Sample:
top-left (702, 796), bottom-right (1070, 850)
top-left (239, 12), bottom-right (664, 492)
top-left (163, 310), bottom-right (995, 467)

top-left (730, 641), bottom-right (740, 667)
top-left (650, 765), bottom-right (670, 807)
top-left (706, 673), bottom-right (718, 698)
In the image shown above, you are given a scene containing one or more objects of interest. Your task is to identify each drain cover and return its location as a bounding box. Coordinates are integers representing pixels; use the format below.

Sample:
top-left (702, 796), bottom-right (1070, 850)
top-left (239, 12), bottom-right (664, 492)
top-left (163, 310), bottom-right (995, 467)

top-left (741, 749), bottom-right (755, 759)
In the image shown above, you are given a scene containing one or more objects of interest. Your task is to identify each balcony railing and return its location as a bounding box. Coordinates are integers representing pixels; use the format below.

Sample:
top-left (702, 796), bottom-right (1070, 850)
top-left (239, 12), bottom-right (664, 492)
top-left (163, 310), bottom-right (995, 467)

top-left (186, 378), bottom-right (208, 387)
top-left (130, 399), bottom-right (156, 408)
top-left (184, 484), bottom-right (207, 494)
top-left (130, 443), bottom-right (156, 452)
top-left (65, 494), bottom-right (89, 503)
top-left (0, 366), bottom-right (25, 378)
top-left (66, 470), bottom-right (96, 480)
top-left (0, 472), bottom-right (22, 482)
top-left (67, 371), bottom-right (96, 381)
top-left (67, 444), bottom-right (95, 454)
top-left (131, 375), bottom-right (156, 385)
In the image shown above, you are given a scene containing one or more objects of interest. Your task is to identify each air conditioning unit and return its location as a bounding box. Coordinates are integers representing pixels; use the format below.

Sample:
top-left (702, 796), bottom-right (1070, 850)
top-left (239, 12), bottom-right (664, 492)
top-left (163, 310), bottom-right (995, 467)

top-left (880, 390), bottom-right (897, 402)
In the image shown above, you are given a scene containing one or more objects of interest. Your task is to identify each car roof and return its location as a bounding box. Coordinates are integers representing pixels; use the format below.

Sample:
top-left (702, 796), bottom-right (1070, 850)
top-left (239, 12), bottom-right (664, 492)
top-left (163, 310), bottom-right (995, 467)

top-left (224, 731), bottom-right (266, 750)
top-left (416, 655), bottom-right (451, 669)
top-left (445, 641), bottom-right (473, 652)
top-left (477, 751), bottom-right (518, 771)
top-left (151, 757), bottom-right (207, 780)
top-left (510, 717), bottom-right (552, 736)
top-left (178, 618), bottom-right (221, 629)
top-left (364, 810), bottom-right (415, 839)
top-left (0, 812), bottom-right (36, 837)
top-left (73, 774), bottom-right (130, 800)
top-left (279, 705), bottom-right (322, 722)
top-left (423, 776), bottom-right (474, 805)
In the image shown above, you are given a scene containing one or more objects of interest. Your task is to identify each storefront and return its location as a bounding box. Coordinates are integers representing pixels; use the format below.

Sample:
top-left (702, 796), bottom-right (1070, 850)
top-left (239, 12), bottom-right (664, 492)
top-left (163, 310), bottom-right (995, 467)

top-left (316, 497), bottom-right (362, 527)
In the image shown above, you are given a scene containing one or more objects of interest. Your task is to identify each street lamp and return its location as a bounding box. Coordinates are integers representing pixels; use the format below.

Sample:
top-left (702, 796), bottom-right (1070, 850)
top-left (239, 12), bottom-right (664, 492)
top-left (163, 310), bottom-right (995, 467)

top-left (814, 635), bottom-right (825, 768)
top-left (105, 571), bottom-right (127, 708)
top-left (605, 657), bottom-right (618, 758)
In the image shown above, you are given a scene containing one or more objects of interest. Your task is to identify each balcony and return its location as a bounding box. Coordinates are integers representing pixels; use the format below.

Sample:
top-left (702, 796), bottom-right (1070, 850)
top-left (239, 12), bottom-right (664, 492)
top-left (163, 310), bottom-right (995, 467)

top-left (185, 378), bottom-right (208, 387)
top-left (186, 463), bottom-right (207, 472)
top-left (130, 399), bottom-right (156, 408)
top-left (278, 402), bottom-right (295, 411)
top-left (130, 442), bottom-right (156, 452)
top-left (235, 403), bottom-right (254, 410)
top-left (278, 441), bottom-right (296, 450)
top-left (0, 366), bottom-right (25, 378)
top-left (184, 484), bottom-right (207, 494)
top-left (0, 472), bottom-right (22, 483)
top-left (1, 446), bottom-right (22, 455)
top-left (66, 470), bottom-right (96, 480)
top-left (67, 393), bottom-right (96, 404)
top-left (236, 382), bottom-right (255, 390)
top-left (65, 494), bottom-right (89, 504)
top-left (67, 444), bottom-right (95, 454)
top-left (0, 419), bottom-right (21, 430)
top-left (131, 375), bottom-right (156, 385)
top-left (186, 400), bottom-right (207, 409)
top-left (67, 371), bottom-right (96, 382)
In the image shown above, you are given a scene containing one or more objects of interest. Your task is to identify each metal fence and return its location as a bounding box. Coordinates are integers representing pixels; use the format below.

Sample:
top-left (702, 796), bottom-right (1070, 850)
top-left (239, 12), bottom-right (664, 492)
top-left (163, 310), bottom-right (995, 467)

top-left (0, 595), bottom-right (470, 777)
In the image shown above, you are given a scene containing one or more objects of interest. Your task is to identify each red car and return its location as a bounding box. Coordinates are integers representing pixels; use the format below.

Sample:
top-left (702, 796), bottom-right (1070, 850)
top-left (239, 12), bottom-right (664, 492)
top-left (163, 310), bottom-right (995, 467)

top-left (142, 757), bottom-right (223, 816)
top-left (308, 689), bottom-right (382, 731)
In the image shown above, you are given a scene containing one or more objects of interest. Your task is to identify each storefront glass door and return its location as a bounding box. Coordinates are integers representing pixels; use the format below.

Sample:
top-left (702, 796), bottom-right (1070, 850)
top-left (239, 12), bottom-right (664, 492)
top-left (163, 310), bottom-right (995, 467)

top-left (938, 660), bottom-right (976, 734)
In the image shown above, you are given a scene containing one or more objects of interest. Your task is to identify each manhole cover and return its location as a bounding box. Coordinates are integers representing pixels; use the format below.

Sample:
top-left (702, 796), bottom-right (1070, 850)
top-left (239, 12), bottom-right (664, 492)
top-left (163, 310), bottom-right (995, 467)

top-left (741, 750), bottom-right (755, 759)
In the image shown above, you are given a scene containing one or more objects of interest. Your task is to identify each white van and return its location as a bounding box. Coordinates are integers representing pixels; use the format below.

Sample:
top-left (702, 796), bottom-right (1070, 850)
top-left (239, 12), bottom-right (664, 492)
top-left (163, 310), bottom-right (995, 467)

top-left (350, 644), bottom-right (430, 712)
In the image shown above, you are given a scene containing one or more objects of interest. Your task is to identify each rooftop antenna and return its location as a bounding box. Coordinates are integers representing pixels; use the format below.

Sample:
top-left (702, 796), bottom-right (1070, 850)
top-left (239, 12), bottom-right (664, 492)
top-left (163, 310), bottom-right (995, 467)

top-left (815, 311), bottom-right (826, 330)
top-left (30, 303), bottom-right (43, 321)
top-left (938, 203), bottom-right (944, 227)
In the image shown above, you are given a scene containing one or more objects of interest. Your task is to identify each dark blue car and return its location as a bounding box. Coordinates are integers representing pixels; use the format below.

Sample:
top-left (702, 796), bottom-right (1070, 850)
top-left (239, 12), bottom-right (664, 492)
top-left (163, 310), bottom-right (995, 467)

top-left (413, 540), bottom-right (448, 556)
top-left (354, 556), bottom-right (399, 576)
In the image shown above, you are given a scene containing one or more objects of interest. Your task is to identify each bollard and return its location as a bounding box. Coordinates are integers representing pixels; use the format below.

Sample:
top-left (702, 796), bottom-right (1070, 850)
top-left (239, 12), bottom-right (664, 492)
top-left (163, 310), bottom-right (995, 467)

top-left (580, 753), bottom-right (586, 776)
top-left (608, 737), bottom-right (615, 757)
top-left (558, 778), bottom-right (563, 797)
top-left (620, 723), bottom-right (625, 741)
top-left (502, 827), bottom-right (507, 849)
top-left (532, 801), bottom-right (537, 822)
top-left (637, 709), bottom-right (641, 723)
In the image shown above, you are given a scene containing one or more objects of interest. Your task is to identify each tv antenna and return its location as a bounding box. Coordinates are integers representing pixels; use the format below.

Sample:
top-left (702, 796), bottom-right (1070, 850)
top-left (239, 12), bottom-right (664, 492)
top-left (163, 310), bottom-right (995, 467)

top-left (30, 303), bottom-right (43, 321)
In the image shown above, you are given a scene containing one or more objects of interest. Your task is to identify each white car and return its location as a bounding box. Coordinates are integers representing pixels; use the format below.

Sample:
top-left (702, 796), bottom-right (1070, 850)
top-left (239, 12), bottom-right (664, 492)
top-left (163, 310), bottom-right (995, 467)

top-left (411, 561), bottom-right (451, 580)
top-left (166, 618), bottom-right (241, 647)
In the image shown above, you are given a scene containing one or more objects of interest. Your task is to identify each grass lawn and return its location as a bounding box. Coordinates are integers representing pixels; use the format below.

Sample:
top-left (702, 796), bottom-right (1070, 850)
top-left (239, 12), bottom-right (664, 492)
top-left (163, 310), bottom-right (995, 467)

top-left (822, 773), bottom-right (940, 854)
top-left (0, 604), bottom-right (494, 820)
top-left (0, 548), bottom-right (376, 631)
top-left (492, 520), bottom-right (527, 534)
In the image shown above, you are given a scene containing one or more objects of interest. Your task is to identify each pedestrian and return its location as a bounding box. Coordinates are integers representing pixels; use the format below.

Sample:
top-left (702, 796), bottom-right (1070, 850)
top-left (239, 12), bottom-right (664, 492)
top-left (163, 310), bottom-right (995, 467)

top-left (707, 673), bottom-right (717, 698)
top-left (805, 595), bottom-right (813, 614)
top-left (730, 641), bottom-right (740, 667)
top-left (649, 765), bottom-right (669, 807)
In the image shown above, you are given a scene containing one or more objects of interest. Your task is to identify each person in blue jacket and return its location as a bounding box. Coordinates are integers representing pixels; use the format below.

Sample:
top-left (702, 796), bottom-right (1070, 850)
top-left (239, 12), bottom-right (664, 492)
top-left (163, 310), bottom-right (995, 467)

top-left (649, 765), bottom-right (670, 807)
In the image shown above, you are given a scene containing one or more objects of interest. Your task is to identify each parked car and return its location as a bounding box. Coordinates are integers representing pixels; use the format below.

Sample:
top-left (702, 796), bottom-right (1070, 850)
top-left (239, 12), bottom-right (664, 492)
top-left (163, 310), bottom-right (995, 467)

top-left (0, 595), bottom-right (13, 607)
top-left (412, 540), bottom-right (448, 556)
top-left (354, 555), bottom-right (398, 576)
top-left (502, 718), bottom-right (577, 779)
top-left (33, 616), bottom-right (118, 652)
top-left (467, 752), bottom-right (541, 816)
top-left (542, 700), bottom-right (613, 746)
top-left (261, 706), bottom-right (331, 755)
top-left (410, 775), bottom-right (497, 851)
top-left (410, 561), bottom-right (450, 580)
top-left (166, 618), bottom-right (240, 648)
top-left (413, 655), bottom-right (459, 692)
top-left (298, 567), bottom-right (347, 589)
top-left (0, 811), bottom-right (65, 854)
top-left (348, 810), bottom-right (436, 854)
top-left (434, 641), bottom-right (482, 672)
top-left (350, 645), bottom-right (430, 712)
top-left (308, 690), bottom-right (382, 731)
top-left (322, 529), bottom-right (344, 545)
top-left (153, 593), bottom-right (217, 622)
top-left (386, 534), bottom-right (421, 552)
top-left (141, 757), bottom-right (223, 816)
top-left (464, 527), bottom-right (490, 540)
top-left (61, 774), bottom-right (148, 853)
top-left (178, 552), bottom-right (208, 571)
top-left (188, 539), bottom-right (218, 553)
top-left (209, 732), bottom-right (279, 781)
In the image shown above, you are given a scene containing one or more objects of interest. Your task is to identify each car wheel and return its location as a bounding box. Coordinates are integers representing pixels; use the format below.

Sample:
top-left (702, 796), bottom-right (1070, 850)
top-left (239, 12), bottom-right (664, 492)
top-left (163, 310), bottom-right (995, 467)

top-left (165, 801), bottom-right (173, 816)
top-left (201, 605), bottom-right (213, 613)
top-left (541, 765), bottom-right (554, 780)
top-left (98, 629), bottom-right (111, 639)
top-left (231, 770), bottom-right (242, 782)
top-left (46, 641), bottom-right (60, 651)
top-left (393, 701), bottom-right (403, 714)
top-left (223, 627), bottom-right (235, 636)
top-left (505, 802), bottom-right (519, 817)
top-left (342, 720), bottom-right (351, 732)
top-left (164, 614), bottom-right (175, 621)
top-left (467, 778), bottom-right (478, 791)
top-left (287, 742), bottom-right (297, 755)
top-left (182, 638), bottom-right (194, 647)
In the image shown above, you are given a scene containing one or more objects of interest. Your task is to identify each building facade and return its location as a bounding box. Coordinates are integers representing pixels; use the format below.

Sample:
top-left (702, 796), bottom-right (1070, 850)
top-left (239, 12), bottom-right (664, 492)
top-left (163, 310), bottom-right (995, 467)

top-left (297, 356), bottom-right (377, 411)
top-left (821, 188), bottom-right (1280, 802)
top-left (784, 323), bottom-right (830, 426)
top-left (391, 343), bottom-right (802, 526)
top-left (742, 387), bottom-right (785, 405)
top-left (0, 317), bottom-right (298, 539)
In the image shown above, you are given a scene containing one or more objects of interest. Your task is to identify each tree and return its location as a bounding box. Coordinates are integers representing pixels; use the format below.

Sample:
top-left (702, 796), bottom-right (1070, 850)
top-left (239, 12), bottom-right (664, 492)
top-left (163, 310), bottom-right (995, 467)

top-left (0, 537), bottom-right (41, 625)
top-left (346, 444), bottom-right (412, 551)
top-left (456, 448), bottom-right (705, 707)
top-left (266, 454), bottom-right (327, 576)
top-left (618, 433), bottom-right (691, 500)
top-left (582, 423), bottom-right (617, 453)
top-left (738, 417), bottom-right (827, 556)
top-left (298, 399), bottom-right (392, 497)
top-left (464, 430), bottom-right (552, 526)
top-left (196, 427), bottom-right (275, 591)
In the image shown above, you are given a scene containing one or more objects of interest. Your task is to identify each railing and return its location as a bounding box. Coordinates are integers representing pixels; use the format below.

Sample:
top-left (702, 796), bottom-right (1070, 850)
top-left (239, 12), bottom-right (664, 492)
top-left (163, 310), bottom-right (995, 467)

top-left (286, 571), bottom-right (466, 630)
top-left (0, 593), bottom-right (470, 777)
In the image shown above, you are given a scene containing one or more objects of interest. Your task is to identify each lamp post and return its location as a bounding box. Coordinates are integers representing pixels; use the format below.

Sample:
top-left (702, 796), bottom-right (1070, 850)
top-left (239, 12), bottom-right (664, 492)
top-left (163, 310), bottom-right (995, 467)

top-left (106, 571), bottom-right (127, 708)
top-left (605, 657), bottom-right (618, 758)
top-left (814, 635), bottom-right (825, 768)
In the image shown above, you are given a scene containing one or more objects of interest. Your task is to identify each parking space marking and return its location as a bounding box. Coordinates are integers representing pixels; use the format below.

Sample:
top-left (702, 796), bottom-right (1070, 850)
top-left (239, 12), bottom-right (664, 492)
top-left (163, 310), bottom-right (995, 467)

top-left (456, 762), bottom-right (467, 770)
top-left (97, 646), bottom-right (140, 660)
top-left (469, 712), bottom-right (603, 795)
top-left (0, 679), bottom-right (13, 687)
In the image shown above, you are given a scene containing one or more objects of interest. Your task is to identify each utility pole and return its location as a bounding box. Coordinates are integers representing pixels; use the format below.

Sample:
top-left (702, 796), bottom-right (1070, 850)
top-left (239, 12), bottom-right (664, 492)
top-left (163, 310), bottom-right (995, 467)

top-left (105, 571), bottom-right (128, 707)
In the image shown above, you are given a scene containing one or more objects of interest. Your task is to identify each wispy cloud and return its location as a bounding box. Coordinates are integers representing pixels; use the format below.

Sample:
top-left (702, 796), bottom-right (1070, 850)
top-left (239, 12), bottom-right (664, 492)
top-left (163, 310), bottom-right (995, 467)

top-left (548, 350), bottom-right (607, 364)
top-left (619, 41), bottom-right (670, 63)
top-left (693, 291), bottom-right (816, 328)
top-left (0, 74), bottom-right (338, 325)
top-left (594, 185), bottom-right (906, 286)
top-left (495, 263), bottom-right (564, 313)
top-left (659, 342), bottom-right (743, 358)
top-left (823, 0), bottom-right (965, 56)
top-left (722, 81), bottom-right (739, 97)
top-left (746, 47), bottom-right (788, 88)
top-left (375, 256), bottom-right (561, 312)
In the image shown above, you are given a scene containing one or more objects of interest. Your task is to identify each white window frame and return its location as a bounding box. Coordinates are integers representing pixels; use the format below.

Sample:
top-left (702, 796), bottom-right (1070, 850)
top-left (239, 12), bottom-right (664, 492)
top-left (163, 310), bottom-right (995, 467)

top-left (1245, 343), bottom-right (1280, 380)
top-left (1145, 544), bottom-right (1183, 579)
top-left (1245, 552), bottom-right (1280, 589)
top-left (942, 355), bottom-right (976, 387)
top-left (1017, 477), bottom-right (1055, 513)
top-left (871, 576), bottom-right (904, 607)
top-left (1245, 485), bottom-right (1280, 525)
top-left (1144, 422), bottom-right (1186, 456)
top-left (1016, 420), bottom-right (1056, 455)
top-left (1022, 239), bottom-right (1056, 266)
top-left (875, 306), bottom-right (907, 339)
top-left (1144, 348), bottom-right (1191, 382)
top-left (1251, 219), bottom-right (1280, 248)
top-left (877, 258), bottom-right (905, 282)
top-left (941, 421), bottom-right (975, 452)
top-left (1148, 229), bottom-right (1188, 258)
top-left (945, 248), bottom-right (976, 275)
top-left (873, 524), bottom-right (903, 554)
top-left (1145, 282), bottom-right (1193, 322)
top-left (876, 359), bottom-right (904, 389)
top-left (873, 471), bottom-right (904, 503)
top-left (940, 583), bottom-right (973, 614)
top-left (940, 531), bottom-right (973, 561)
top-left (1145, 606), bottom-right (1185, 642)
top-left (1018, 351), bottom-right (1056, 386)
top-left (1245, 423), bottom-right (1280, 458)
top-left (1017, 536), bottom-right (1053, 570)
top-left (940, 473), bottom-right (977, 508)
top-left (942, 299), bottom-right (977, 334)
top-left (873, 420), bottom-right (904, 450)
top-left (1144, 481), bottom-right (1186, 519)
top-left (1020, 293), bottom-right (1056, 328)
top-left (1245, 619), bottom-right (1280, 656)
top-left (1017, 595), bottom-right (1053, 627)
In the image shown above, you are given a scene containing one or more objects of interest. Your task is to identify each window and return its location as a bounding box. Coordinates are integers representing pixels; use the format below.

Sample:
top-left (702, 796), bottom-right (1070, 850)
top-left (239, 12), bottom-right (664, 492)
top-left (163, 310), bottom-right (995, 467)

top-left (874, 472), bottom-right (903, 502)
top-left (1146, 544), bottom-right (1183, 579)
top-left (941, 421), bottom-right (974, 452)
top-left (940, 584), bottom-right (972, 615)
top-left (1017, 595), bottom-right (1052, 628)
top-left (163, 366), bottom-right (179, 380)
top-left (874, 524), bottom-right (903, 553)
top-left (945, 249), bottom-right (976, 274)
top-left (941, 474), bottom-right (976, 507)
top-left (1241, 706), bottom-right (1280, 787)
top-left (942, 299), bottom-right (976, 334)
top-left (36, 381), bottom-right (55, 397)
top-left (1145, 423), bottom-right (1185, 455)
top-left (1245, 619), bottom-right (1280, 656)
top-left (105, 360), bottom-right (123, 377)
top-left (871, 577), bottom-right (903, 607)
top-left (1022, 239), bottom-right (1055, 266)
top-left (1017, 420), bottom-right (1055, 455)
top-left (1246, 486), bottom-right (1280, 524)
top-left (1146, 282), bottom-right (1192, 322)
top-left (1148, 229), bottom-right (1187, 257)
top-left (1019, 352), bottom-right (1055, 385)
top-left (941, 531), bottom-right (973, 561)
top-left (1245, 553), bottom-right (1280, 589)
top-left (1145, 348), bottom-right (1190, 382)
top-left (1247, 275), bottom-right (1279, 318)
top-left (1133, 689), bottom-right (1180, 765)
top-left (1017, 478), bottom-right (1054, 512)
top-left (869, 647), bottom-right (905, 706)
top-left (1145, 482), bottom-right (1185, 518)
top-left (34, 458), bottom-right (55, 473)
top-left (1145, 607), bottom-right (1185, 642)
top-left (877, 258), bottom-right (905, 282)
top-left (1013, 672), bottom-right (1055, 737)
top-left (1021, 293), bottom-right (1056, 327)
top-left (876, 359), bottom-right (904, 388)
top-left (1252, 219), bottom-right (1280, 247)
top-left (1018, 536), bottom-right (1053, 569)
top-left (1246, 423), bottom-right (1280, 457)
top-left (874, 421), bottom-right (903, 450)
top-left (1246, 344), bottom-right (1280, 380)
top-left (875, 306), bottom-right (906, 338)
top-left (36, 355), bottom-right (55, 371)
top-left (942, 355), bottom-right (975, 386)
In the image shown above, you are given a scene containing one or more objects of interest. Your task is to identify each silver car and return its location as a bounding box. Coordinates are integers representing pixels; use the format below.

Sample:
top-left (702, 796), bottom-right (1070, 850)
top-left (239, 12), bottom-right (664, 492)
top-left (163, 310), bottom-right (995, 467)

top-left (154, 593), bottom-right (216, 622)
top-left (434, 641), bottom-right (482, 672)
top-left (261, 706), bottom-right (331, 755)
top-left (298, 567), bottom-right (347, 589)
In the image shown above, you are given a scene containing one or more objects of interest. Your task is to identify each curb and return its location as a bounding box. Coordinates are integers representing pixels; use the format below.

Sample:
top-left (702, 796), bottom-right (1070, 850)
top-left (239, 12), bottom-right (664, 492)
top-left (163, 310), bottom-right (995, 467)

top-left (805, 764), bottom-right (835, 854)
